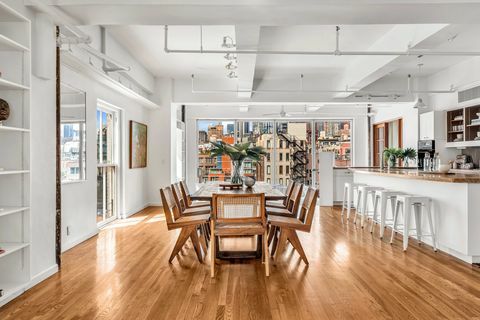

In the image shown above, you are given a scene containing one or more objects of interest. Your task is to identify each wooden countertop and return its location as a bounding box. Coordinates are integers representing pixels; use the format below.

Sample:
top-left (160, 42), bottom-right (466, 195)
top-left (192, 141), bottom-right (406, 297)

top-left (350, 168), bottom-right (480, 183)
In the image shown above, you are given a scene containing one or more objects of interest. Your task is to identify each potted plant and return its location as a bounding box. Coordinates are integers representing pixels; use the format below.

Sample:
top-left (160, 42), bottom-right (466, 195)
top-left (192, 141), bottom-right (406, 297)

top-left (400, 148), bottom-right (417, 167)
top-left (383, 147), bottom-right (403, 168)
top-left (209, 141), bottom-right (268, 184)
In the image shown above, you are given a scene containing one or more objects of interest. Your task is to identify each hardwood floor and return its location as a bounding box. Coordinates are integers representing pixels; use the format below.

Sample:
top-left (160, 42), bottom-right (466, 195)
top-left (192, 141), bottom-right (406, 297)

top-left (1, 206), bottom-right (480, 319)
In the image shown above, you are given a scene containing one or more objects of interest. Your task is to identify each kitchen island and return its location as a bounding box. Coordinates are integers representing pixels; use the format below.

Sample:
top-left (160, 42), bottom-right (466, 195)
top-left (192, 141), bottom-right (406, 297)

top-left (351, 168), bottom-right (480, 264)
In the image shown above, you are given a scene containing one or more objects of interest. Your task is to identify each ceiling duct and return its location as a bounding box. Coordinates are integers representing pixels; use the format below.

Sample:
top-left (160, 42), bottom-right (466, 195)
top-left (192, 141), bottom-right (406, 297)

top-left (458, 85), bottom-right (480, 103)
top-left (165, 25), bottom-right (480, 57)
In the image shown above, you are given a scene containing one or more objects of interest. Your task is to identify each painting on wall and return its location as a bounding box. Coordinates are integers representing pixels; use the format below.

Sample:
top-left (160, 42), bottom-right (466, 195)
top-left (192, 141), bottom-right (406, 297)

top-left (129, 120), bottom-right (148, 168)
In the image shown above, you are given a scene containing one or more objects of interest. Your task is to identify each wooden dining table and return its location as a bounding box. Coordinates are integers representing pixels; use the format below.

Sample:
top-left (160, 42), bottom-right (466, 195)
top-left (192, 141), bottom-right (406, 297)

top-left (190, 182), bottom-right (286, 260)
top-left (190, 181), bottom-right (286, 202)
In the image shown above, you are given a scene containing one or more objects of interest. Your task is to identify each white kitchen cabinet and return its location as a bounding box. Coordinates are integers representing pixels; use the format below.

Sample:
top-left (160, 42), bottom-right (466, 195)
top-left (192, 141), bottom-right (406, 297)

top-left (419, 111), bottom-right (446, 141)
top-left (419, 111), bottom-right (434, 140)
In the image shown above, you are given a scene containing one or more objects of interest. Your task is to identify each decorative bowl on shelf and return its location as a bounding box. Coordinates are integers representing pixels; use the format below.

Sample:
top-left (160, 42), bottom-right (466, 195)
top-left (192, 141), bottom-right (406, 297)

top-left (437, 164), bottom-right (450, 173)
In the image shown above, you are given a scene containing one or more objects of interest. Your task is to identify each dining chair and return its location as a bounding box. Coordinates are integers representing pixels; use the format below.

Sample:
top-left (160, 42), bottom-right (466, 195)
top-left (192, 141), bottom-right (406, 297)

top-left (160, 187), bottom-right (210, 263)
top-left (268, 187), bottom-right (319, 265)
top-left (266, 182), bottom-right (303, 218)
top-left (172, 183), bottom-right (210, 216)
top-left (210, 193), bottom-right (269, 278)
top-left (180, 181), bottom-right (210, 208)
top-left (266, 180), bottom-right (295, 209)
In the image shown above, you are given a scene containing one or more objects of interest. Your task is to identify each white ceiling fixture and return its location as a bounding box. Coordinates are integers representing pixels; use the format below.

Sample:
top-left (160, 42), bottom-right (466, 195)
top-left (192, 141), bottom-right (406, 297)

top-left (413, 98), bottom-right (427, 109)
top-left (221, 36), bottom-right (236, 49)
top-left (227, 71), bottom-right (238, 78)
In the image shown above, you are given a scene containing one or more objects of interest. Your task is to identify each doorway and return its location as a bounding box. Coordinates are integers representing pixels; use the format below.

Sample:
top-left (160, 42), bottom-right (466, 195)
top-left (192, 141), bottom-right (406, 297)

top-left (373, 118), bottom-right (403, 166)
top-left (96, 105), bottom-right (119, 226)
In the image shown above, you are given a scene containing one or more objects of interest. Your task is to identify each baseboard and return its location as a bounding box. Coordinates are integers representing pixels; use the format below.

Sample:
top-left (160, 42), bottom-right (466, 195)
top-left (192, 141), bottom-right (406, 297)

top-left (62, 229), bottom-right (99, 253)
top-left (28, 264), bottom-right (59, 290)
top-left (148, 202), bottom-right (162, 207)
top-left (123, 202), bottom-right (162, 218)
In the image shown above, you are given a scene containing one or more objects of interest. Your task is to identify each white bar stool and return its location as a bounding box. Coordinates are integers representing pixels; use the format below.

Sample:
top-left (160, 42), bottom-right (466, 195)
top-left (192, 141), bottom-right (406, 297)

top-left (370, 190), bottom-right (405, 238)
top-left (341, 182), bottom-right (366, 220)
top-left (355, 185), bottom-right (384, 228)
top-left (390, 195), bottom-right (437, 251)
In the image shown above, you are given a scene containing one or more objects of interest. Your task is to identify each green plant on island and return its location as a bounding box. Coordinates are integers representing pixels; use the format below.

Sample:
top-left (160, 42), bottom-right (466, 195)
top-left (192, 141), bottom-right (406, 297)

top-left (209, 141), bottom-right (268, 183)
top-left (383, 147), bottom-right (417, 168)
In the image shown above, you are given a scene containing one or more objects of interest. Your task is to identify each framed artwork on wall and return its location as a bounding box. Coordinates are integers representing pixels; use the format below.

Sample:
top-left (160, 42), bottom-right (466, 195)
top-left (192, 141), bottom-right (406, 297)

top-left (129, 120), bottom-right (148, 168)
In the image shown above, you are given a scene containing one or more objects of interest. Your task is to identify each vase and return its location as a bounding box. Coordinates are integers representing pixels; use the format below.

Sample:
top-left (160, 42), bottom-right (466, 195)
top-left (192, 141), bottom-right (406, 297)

top-left (231, 160), bottom-right (243, 184)
top-left (388, 156), bottom-right (396, 169)
top-left (403, 159), bottom-right (409, 168)
top-left (243, 176), bottom-right (256, 188)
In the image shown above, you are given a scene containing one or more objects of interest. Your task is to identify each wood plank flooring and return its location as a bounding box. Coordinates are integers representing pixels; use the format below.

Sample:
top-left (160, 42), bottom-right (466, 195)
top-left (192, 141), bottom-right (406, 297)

top-left (1, 206), bottom-right (480, 319)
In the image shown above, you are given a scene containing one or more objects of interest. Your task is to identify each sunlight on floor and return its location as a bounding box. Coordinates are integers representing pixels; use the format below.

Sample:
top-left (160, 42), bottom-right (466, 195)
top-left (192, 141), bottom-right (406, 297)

top-left (102, 216), bottom-right (149, 230)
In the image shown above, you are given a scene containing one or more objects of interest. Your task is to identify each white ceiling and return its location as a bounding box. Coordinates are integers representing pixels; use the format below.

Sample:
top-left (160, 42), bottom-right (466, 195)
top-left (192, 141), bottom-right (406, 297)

top-left (37, 0), bottom-right (480, 102)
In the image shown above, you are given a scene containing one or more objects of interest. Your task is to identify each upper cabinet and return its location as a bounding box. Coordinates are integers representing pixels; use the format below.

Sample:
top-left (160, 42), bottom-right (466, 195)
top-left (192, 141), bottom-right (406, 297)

top-left (419, 111), bottom-right (434, 140)
top-left (445, 105), bottom-right (480, 148)
top-left (419, 111), bottom-right (445, 141)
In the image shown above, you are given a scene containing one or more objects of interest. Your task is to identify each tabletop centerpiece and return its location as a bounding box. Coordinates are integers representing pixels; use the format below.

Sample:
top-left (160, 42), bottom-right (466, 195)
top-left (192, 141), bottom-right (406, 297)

top-left (209, 141), bottom-right (268, 185)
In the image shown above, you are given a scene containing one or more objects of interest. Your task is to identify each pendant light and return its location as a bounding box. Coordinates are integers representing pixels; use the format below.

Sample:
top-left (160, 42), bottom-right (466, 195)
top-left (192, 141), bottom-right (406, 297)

top-left (413, 63), bottom-right (427, 109)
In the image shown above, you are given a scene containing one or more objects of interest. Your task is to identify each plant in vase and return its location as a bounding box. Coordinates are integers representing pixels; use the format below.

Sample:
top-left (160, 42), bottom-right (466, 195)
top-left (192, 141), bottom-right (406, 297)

top-left (383, 147), bottom-right (403, 168)
top-left (209, 141), bottom-right (268, 184)
top-left (400, 148), bottom-right (417, 167)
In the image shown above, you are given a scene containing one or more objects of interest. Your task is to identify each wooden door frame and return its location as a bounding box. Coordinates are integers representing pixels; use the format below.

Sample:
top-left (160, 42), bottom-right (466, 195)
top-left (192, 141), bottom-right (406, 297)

top-left (373, 118), bottom-right (403, 166)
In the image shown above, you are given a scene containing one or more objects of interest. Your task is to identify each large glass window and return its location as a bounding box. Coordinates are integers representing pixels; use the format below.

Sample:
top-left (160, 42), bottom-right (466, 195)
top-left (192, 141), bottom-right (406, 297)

top-left (196, 119), bottom-right (352, 185)
top-left (197, 120), bottom-right (235, 182)
top-left (276, 121), bottom-right (313, 186)
top-left (60, 84), bottom-right (86, 182)
top-left (315, 120), bottom-right (352, 167)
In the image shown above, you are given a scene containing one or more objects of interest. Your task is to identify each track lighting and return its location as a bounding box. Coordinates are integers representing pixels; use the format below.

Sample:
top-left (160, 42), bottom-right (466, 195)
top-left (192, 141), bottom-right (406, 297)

top-left (225, 61), bottom-right (237, 70)
top-left (221, 36), bottom-right (236, 49)
top-left (224, 53), bottom-right (237, 61)
top-left (413, 98), bottom-right (427, 109)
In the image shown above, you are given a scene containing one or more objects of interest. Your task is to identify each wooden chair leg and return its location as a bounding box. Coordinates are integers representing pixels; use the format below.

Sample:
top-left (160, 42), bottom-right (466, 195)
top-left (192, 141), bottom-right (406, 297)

top-left (169, 226), bottom-right (193, 263)
top-left (271, 228), bottom-right (279, 256)
top-left (210, 220), bottom-right (215, 278)
top-left (268, 225), bottom-right (277, 245)
top-left (190, 228), bottom-right (204, 263)
top-left (264, 230), bottom-right (270, 276)
top-left (198, 226), bottom-right (208, 257)
top-left (274, 228), bottom-right (288, 264)
top-left (286, 229), bottom-right (309, 265)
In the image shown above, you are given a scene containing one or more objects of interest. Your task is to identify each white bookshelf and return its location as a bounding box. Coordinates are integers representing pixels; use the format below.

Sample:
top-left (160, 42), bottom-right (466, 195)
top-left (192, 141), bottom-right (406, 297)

top-left (0, 0), bottom-right (31, 307)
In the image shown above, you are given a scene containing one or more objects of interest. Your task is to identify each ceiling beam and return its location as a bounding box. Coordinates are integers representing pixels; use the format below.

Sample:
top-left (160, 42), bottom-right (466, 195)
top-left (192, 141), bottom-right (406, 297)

top-left (25, 1), bottom-right (480, 25)
top-left (333, 24), bottom-right (448, 98)
top-left (234, 26), bottom-right (260, 98)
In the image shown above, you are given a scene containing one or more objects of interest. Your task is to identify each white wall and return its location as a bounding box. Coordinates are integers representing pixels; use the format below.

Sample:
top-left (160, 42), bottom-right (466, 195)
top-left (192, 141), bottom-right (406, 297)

top-left (60, 66), bottom-right (154, 251)
top-left (185, 104), bottom-right (369, 189)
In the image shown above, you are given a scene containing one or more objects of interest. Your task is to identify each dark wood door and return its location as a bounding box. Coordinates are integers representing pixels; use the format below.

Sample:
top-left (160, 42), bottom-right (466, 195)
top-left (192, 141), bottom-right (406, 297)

top-left (373, 123), bottom-right (388, 167)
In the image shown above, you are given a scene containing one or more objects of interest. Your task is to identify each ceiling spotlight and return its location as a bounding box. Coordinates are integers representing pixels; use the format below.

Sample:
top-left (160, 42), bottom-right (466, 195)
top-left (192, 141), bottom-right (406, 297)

top-left (224, 53), bottom-right (237, 61)
top-left (227, 71), bottom-right (238, 79)
top-left (225, 61), bottom-right (237, 70)
top-left (413, 98), bottom-right (427, 109)
top-left (221, 36), bottom-right (236, 49)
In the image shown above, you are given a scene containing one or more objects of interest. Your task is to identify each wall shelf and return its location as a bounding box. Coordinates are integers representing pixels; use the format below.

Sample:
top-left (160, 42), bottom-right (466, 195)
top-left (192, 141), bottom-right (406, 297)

top-left (0, 206), bottom-right (29, 218)
top-left (0, 34), bottom-right (29, 52)
top-left (0, 282), bottom-right (27, 305)
top-left (0, 78), bottom-right (30, 91)
top-left (0, 1), bottom-right (31, 308)
top-left (0, 243), bottom-right (29, 259)
top-left (0, 170), bottom-right (30, 175)
top-left (0, 125), bottom-right (30, 133)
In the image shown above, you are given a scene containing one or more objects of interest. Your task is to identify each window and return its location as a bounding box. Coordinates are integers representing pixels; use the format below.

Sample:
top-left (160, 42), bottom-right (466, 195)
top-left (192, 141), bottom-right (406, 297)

top-left (279, 178), bottom-right (283, 185)
top-left (60, 84), bottom-right (86, 182)
top-left (315, 120), bottom-right (352, 167)
top-left (97, 106), bottom-right (118, 225)
top-left (195, 119), bottom-right (353, 186)
top-left (197, 120), bottom-right (235, 183)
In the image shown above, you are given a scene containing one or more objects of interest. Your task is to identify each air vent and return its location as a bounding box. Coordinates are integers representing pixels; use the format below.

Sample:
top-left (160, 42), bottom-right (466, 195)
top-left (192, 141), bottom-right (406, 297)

top-left (458, 85), bottom-right (480, 103)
